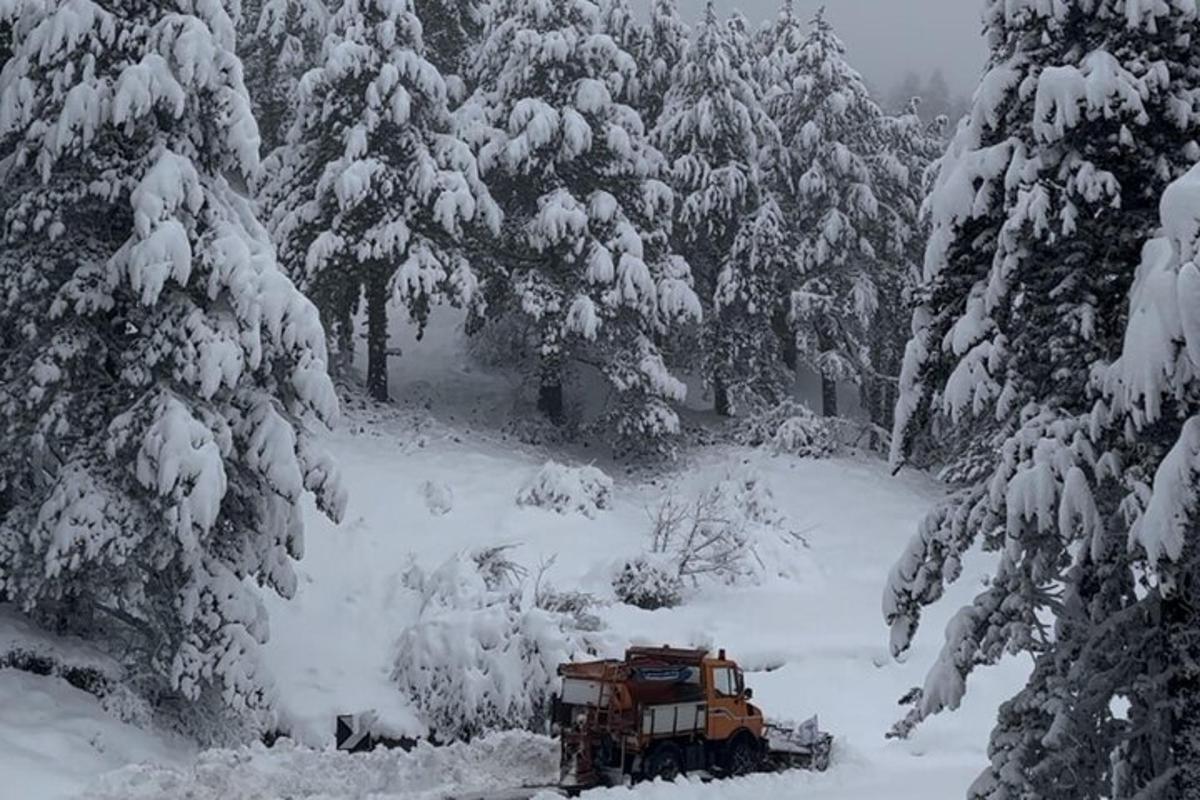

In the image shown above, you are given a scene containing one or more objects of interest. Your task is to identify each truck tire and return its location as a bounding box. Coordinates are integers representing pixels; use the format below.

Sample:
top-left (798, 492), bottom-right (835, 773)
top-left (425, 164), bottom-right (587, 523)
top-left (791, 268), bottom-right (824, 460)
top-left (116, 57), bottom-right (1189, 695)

top-left (644, 743), bottom-right (683, 781)
top-left (724, 732), bottom-right (762, 776)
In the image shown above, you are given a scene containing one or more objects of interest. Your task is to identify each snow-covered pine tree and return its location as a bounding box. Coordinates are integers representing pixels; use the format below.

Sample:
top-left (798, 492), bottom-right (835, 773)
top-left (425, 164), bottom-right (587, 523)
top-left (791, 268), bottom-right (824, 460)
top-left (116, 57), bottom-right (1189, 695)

top-left (715, 199), bottom-right (794, 415)
top-left (765, 9), bottom-right (885, 417)
top-left (0, 0), bottom-right (345, 721)
top-left (862, 101), bottom-right (942, 436)
top-left (638, 0), bottom-right (688, 130)
top-left (0, 6), bottom-right (12, 70)
top-left (0, 1), bottom-right (47, 96)
top-left (1093, 163), bottom-right (1200, 798)
top-left (596, 0), bottom-right (646, 107)
top-left (752, 0), bottom-right (804, 101)
top-left (885, 2), bottom-right (1200, 797)
top-left (414, 0), bottom-right (487, 98)
top-left (238, 0), bottom-right (329, 153)
top-left (724, 9), bottom-right (755, 73)
top-left (271, 0), bottom-right (499, 401)
top-left (465, 0), bottom-right (700, 454)
top-left (655, 1), bottom-right (785, 416)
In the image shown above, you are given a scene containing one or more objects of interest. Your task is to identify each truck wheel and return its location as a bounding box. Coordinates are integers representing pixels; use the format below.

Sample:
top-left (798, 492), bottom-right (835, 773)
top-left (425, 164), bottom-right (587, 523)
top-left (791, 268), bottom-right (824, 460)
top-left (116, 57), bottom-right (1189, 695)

top-left (644, 743), bottom-right (683, 782)
top-left (725, 732), bottom-right (762, 776)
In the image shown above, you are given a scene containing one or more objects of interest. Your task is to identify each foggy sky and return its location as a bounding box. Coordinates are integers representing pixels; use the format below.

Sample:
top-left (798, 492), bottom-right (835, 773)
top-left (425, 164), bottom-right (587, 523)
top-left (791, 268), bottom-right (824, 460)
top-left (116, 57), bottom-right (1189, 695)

top-left (667, 0), bottom-right (987, 98)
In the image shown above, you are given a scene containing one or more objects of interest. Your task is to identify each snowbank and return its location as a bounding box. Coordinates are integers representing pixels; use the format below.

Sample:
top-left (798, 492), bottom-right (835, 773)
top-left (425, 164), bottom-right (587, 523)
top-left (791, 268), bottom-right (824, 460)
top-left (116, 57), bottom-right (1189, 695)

top-left (87, 731), bottom-right (556, 800)
top-left (0, 670), bottom-right (190, 800)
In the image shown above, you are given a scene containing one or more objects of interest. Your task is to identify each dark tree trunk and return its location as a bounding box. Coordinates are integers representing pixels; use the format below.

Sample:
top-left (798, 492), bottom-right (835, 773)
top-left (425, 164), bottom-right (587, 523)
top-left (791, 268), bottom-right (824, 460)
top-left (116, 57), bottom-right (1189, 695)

top-left (879, 381), bottom-right (898, 430)
top-left (538, 380), bottom-right (563, 423)
top-left (335, 314), bottom-right (355, 377)
top-left (821, 375), bottom-right (838, 418)
top-left (713, 377), bottom-right (731, 417)
top-left (772, 307), bottom-right (798, 370)
top-left (861, 378), bottom-right (885, 449)
top-left (862, 379), bottom-right (881, 427)
top-left (817, 327), bottom-right (838, 418)
top-left (365, 269), bottom-right (390, 402)
top-left (1166, 555), bottom-right (1200, 798)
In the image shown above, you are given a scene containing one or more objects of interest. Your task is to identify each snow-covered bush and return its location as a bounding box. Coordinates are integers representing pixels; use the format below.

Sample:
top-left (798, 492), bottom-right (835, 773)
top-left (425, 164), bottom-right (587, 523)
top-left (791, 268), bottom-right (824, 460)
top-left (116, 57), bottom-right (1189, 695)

top-left (516, 462), bottom-right (613, 518)
top-left (1, 647), bottom-right (112, 697)
top-left (471, 545), bottom-right (527, 592)
top-left (611, 556), bottom-right (684, 610)
top-left (421, 481), bottom-right (455, 516)
top-left (533, 556), bottom-right (603, 631)
top-left (733, 400), bottom-right (835, 458)
top-left (393, 552), bottom-right (591, 740)
top-left (535, 588), bottom-right (603, 632)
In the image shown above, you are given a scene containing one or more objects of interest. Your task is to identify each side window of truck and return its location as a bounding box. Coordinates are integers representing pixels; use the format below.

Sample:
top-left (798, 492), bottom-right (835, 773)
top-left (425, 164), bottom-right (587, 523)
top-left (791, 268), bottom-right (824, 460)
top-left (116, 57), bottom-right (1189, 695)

top-left (713, 667), bottom-right (736, 696)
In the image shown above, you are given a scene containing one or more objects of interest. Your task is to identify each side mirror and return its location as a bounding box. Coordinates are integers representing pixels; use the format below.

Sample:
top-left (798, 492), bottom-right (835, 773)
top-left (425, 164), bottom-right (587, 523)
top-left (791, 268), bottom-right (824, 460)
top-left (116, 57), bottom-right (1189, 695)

top-left (744, 687), bottom-right (754, 700)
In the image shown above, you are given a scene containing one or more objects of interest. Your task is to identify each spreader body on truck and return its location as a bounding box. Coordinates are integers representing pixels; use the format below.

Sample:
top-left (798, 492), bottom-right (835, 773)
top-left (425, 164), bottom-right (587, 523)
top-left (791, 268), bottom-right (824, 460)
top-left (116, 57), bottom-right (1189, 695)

top-left (552, 646), bottom-right (832, 789)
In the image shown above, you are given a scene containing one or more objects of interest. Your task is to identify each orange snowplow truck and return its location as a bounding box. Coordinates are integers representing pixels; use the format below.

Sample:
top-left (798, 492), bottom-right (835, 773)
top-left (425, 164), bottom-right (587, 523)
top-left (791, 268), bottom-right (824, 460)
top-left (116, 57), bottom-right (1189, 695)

top-left (552, 646), bottom-right (832, 789)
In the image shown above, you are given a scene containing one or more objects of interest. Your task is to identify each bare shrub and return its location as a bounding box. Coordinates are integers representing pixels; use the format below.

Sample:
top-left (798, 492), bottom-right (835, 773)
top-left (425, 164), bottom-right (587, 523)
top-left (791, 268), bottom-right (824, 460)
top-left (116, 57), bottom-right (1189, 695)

top-left (649, 488), bottom-right (751, 584)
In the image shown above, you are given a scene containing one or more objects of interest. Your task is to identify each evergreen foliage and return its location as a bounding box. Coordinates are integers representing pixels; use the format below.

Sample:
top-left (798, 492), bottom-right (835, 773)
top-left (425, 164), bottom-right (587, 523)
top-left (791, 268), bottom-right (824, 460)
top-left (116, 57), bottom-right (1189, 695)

top-left (0, 0), bottom-right (345, 720)
top-left (654, 1), bottom-right (785, 415)
top-left (764, 8), bottom-right (886, 417)
top-left (886, 2), bottom-right (1200, 796)
top-left (464, 0), bottom-right (700, 454)
top-left (270, 0), bottom-right (499, 400)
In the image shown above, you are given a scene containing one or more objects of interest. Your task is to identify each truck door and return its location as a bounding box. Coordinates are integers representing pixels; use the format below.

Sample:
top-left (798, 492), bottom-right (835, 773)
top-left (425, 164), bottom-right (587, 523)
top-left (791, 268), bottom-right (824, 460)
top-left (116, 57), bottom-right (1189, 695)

top-left (705, 664), bottom-right (751, 740)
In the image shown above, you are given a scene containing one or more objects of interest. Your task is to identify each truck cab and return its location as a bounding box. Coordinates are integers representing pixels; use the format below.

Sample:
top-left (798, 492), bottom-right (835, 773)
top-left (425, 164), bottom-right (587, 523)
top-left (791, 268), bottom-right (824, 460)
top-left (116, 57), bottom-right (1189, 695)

top-left (702, 653), bottom-right (763, 743)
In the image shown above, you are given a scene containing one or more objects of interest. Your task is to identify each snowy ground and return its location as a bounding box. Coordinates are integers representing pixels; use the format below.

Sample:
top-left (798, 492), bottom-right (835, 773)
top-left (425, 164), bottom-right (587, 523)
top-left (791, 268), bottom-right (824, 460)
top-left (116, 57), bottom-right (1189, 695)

top-left (0, 608), bottom-right (193, 800)
top-left (5, 315), bottom-right (1029, 799)
top-left (252, 401), bottom-right (1027, 800)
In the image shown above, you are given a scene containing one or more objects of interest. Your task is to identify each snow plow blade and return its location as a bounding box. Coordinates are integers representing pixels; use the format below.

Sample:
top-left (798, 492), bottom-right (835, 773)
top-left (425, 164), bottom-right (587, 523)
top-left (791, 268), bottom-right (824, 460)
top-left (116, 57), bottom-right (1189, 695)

top-left (764, 716), bottom-right (833, 772)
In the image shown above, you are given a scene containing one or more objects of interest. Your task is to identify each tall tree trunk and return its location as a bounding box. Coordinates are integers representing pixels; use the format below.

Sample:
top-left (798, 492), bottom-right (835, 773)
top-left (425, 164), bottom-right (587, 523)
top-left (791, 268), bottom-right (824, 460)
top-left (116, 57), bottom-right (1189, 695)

top-left (818, 328), bottom-right (837, 418)
top-left (365, 269), bottom-right (390, 402)
top-left (861, 378), bottom-right (884, 449)
top-left (1166, 553), bottom-right (1200, 798)
top-left (821, 375), bottom-right (838, 418)
top-left (773, 308), bottom-right (798, 371)
top-left (862, 379), bottom-right (881, 427)
top-left (538, 379), bottom-right (563, 423)
top-left (335, 313), bottom-right (355, 377)
top-left (713, 376), bottom-right (731, 417)
top-left (879, 381), bottom-right (898, 430)
top-left (537, 347), bottom-right (564, 423)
